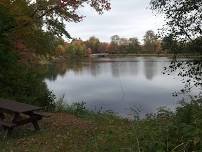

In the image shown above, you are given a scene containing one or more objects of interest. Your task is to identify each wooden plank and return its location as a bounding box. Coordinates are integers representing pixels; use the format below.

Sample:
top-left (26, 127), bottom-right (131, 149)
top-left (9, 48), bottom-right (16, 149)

top-left (32, 120), bottom-right (40, 130)
top-left (14, 116), bottom-right (40, 126)
top-left (15, 118), bottom-right (41, 131)
top-left (0, 120), bottom-right (16, 128)
top-left (0, 113), bottom-right (5, 120)
top-left (0, 99), bottom-right (41, 113)
top-left (32, 112), bottom-right (50, 118)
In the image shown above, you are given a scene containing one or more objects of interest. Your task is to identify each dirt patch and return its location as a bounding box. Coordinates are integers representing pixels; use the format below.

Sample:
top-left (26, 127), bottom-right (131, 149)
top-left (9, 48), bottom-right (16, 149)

top-left (43, 113), bottom-right (93, 130)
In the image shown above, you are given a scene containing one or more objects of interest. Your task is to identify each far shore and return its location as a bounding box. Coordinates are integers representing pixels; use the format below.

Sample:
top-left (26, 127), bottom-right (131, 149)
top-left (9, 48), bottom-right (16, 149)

top-left (40, 53), bottom-right (202, 65)
top-left (107, 53), bottom-right (202, 58)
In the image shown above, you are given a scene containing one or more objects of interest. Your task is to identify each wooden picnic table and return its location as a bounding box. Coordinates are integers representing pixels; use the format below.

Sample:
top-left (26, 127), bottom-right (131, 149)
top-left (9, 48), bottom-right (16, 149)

top-left (0, 99), bottom-right (45, 135)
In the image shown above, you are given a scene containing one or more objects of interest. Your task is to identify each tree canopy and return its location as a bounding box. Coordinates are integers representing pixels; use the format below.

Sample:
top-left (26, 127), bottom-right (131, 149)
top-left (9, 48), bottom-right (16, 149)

top-left (150, 0), bottom-right (202, 95)
top-left (143, 30), bottom-right (159, 52)
top-left (0, 0), bottom-right (111, 107)
top-left (150, 0), bottom-right (202, 42)
top-left (0, 0), bottom-right (111, 54)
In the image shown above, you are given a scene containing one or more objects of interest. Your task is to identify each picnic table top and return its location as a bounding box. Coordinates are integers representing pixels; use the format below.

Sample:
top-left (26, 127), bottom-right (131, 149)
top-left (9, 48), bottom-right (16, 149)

top-left (0, 99), bottom-right (41, 113)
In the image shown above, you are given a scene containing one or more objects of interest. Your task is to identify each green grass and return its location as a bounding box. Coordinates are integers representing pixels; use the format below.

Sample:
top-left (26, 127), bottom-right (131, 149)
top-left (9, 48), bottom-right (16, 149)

top-left (0, 99), bottom-right (202, 152)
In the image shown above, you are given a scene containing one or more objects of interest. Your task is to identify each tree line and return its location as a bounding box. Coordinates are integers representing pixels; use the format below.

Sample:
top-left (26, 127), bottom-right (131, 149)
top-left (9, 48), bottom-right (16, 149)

top-left (53, 30), bottom-right (165, 58)
top-left (54, 30), bottom-right (201, 58)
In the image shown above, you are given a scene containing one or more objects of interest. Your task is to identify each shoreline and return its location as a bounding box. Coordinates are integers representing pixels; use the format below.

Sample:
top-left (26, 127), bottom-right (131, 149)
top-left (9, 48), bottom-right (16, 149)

top-left (107, 53), bottom-right (202, 58)
top-left (37, 53), bottom-right (202, 65)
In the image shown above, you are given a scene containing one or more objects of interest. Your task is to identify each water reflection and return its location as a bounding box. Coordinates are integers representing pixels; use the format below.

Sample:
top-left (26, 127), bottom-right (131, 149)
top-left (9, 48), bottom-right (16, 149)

top-left (89, 63), bottom-right (101, 77)
top-left (143, 58), bottom-right (157, 80)
top-left (111, 62), bottom-right (120, 78)
top-left (44, 57), bottom-right (186, 118)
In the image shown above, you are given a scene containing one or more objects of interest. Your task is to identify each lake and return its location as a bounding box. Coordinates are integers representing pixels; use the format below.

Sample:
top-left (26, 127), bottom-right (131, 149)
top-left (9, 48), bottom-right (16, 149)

top-left (45, 56), bottom-right (192, 118)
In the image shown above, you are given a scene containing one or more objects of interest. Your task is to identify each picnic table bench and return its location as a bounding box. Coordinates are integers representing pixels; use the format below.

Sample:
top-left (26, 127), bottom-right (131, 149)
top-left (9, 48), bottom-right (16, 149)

top-left (0, 99), bottom-right (48, 135)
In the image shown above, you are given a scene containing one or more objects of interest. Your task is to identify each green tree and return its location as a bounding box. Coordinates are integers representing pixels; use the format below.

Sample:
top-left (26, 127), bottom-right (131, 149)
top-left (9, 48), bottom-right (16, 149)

top-left (0, 4), bottom-right (16, 64)
top-left (161, 34), bottom-right (178, 53)
top-left (66, 39), bottom-right (86, 57)
top-left (128, 37), bottom-right (141, 53)
top-left (111, 35), bottom-right (120, 45)
top-left (150, 0), bottom-right (202, 94)
top-left (150, 0), bottom-right (202, 42)
top-left (143, 30), bottom-right (158, 52)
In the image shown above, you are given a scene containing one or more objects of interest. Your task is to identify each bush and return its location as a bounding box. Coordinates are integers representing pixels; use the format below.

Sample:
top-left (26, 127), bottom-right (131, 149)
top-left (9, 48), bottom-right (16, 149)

top-left (133, 99), bottom-right (202, 151)
top-left (54, 97), bottom-right (88, 116)
top-left (0, 62), bottom-right (56, 110)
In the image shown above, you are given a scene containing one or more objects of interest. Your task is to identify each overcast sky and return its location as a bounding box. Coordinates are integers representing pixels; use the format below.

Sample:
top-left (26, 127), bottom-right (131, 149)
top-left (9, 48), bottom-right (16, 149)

top-left (65, 0), bottom-right (164, 42)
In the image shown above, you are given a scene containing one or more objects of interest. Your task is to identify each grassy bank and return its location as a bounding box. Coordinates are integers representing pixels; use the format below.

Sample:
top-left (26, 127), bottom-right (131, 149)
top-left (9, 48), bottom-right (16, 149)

top-left (0, 100), bottom-right (202, 152)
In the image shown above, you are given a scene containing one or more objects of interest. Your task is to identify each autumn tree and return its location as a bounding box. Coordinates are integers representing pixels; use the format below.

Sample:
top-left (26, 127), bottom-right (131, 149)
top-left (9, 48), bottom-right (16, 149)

top-left (98, 42), bottom-right (109, 53)
top-left (55, 44), bottom-right (65, 56)
top-left (0, 0), bottom-right (111, 106)
top-left (85, 36), bottom-right (100, 53)
top-left (107, 42), bottom-right (119, 54)
top-left (0, 0), bottom-right (111, 55)
top-left (66, 39), bottom-right (86, 57)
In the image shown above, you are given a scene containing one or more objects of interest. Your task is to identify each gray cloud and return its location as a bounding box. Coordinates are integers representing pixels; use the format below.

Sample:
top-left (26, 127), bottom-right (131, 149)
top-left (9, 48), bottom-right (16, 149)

top-left (65, 0), bottom-right (164, 42)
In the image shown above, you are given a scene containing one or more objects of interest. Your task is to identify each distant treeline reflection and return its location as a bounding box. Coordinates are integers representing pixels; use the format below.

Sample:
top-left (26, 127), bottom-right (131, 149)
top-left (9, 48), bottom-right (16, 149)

top-left (41, 57), bottom-right (165, 81)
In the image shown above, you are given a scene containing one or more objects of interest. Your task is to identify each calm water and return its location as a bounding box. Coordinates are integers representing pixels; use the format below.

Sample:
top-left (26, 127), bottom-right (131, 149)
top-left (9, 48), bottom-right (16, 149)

top-left (45, 57), bottom-right (190, 118)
